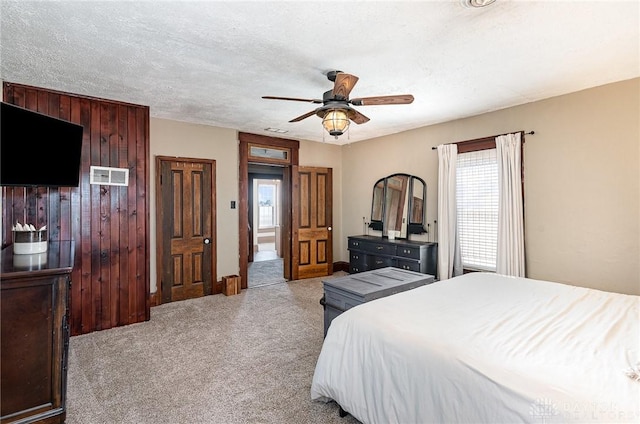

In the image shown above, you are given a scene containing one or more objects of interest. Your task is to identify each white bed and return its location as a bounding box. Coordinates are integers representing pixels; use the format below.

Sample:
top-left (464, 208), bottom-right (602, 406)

top-left (311, 272), bottom-right (640, 423)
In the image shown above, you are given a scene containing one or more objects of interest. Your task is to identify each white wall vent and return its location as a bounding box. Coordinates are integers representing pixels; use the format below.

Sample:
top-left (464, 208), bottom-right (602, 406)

top-left (90, 166), bottom-right (129, 186)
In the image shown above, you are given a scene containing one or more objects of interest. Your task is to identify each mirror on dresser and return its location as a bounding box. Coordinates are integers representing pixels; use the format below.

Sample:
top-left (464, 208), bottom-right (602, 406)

top-left (369, 173), bottom-right (427, 238)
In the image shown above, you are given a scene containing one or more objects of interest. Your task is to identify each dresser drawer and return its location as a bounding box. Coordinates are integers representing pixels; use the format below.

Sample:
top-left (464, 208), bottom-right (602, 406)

top-left (396, 259), bottom-right (421, 272)
top-left (367, 255), bottom-right (395, 269)
top-left (362, 241), bottom-right (396, 256)
top-left (349, 263), bottom-right (370, 273)
top-left (348, 238), bottom-right (365, 250)
top-left (350, 251), bottom-right (367, 265)
top-left (350, 251), bottom-right (369, 274)
top-left (396, 245), bottom-right (422, 260)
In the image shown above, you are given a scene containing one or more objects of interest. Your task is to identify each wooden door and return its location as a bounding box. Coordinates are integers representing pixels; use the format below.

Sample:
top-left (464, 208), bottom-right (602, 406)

top-left (157, 157), bottom-right (216, 303)
top-left (293, 166), bottom-right (333, 279)
top-left (282, 168), bottom-right (292, 280)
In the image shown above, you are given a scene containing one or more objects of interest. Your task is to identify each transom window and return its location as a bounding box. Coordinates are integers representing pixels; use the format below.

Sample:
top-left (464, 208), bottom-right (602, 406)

top-left (248, 144), bottom-right (290, 164)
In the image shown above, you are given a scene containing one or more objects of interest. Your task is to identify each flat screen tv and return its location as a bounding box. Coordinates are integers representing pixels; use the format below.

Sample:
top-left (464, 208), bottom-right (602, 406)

top-left (1, 101), bottom-right (84, 187)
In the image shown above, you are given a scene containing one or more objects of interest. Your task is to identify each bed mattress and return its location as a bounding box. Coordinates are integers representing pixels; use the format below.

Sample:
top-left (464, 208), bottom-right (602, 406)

top-left (311, 272), bottom-right (640, 423)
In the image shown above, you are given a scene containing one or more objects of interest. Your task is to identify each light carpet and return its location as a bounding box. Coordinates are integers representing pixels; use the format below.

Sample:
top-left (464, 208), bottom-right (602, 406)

top-left (66, 273), bottom-right (359, 424)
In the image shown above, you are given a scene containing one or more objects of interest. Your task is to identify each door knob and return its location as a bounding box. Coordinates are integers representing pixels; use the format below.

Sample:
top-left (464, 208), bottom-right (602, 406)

top-left (328, 227), bottom-right (332, 231)
top-left (204, 238), bottom-right (211, 245)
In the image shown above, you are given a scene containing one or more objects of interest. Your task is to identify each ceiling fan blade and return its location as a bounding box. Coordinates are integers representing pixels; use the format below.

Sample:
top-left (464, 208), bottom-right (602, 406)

top-left (262, 96), bottom-right (323, 104)
top-left (348, 109), bottom-right (370, 125)
top-left (332, 73), bottom-right (359, 99)
top-left (350, 94), bottom-right (414, 106)
top-left (289, 110), bottom-right (318, 123)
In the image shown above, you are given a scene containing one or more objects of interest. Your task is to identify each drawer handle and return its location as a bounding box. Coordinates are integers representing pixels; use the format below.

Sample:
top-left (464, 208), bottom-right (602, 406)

top-left (354, 255), bottom-right (359, 259)
top-left (376, 260), bottom-right (383, 265)
top-left (376, 246), bottom-right (383, 250)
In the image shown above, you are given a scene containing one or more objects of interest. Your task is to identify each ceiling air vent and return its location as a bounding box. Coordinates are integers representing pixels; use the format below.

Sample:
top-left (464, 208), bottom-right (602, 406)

top-left (90, 166), bottom-right (129, 186)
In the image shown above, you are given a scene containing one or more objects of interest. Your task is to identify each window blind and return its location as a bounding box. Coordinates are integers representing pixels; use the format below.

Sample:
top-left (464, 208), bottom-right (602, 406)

top-left (456, 148), bottom-right (498, 271)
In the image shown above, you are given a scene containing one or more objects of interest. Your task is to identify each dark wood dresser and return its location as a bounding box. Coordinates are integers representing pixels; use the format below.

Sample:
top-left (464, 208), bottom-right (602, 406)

top-left (348, 235), bottom-right (438, 276)
top-left (1, 241), bottom-right (74, 424)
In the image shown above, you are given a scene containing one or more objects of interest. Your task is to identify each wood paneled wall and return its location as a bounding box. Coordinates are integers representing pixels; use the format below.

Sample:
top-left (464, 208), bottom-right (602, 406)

top-left (2, 82), bottom-right (150, 335)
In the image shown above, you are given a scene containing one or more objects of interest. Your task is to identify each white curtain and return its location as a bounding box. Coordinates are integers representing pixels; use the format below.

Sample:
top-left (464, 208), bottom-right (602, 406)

top-left (437, 144), bottom-right (462, 280)
top-left (496, 133), bottom-right (525, 276)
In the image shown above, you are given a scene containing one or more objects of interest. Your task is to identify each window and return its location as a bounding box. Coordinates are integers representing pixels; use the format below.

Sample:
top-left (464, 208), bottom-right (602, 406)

top-left (257, 182), bottom-right (278, 228)
top-left (248, 144), bottom-right (290, 164)
top-left (456, 148), bottom-right (498, 271)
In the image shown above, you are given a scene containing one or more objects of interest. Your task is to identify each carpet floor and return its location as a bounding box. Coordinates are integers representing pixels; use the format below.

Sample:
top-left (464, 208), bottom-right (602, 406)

top-left (66, 273), bottom-right (359, 424)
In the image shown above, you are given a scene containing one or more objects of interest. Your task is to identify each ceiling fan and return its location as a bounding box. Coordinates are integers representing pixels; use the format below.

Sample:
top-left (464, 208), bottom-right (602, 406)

top-left (262, 71), bottom-right (414, 138)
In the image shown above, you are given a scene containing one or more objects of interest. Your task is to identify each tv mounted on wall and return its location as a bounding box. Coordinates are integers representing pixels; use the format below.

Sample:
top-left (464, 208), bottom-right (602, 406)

top-left (1, 101), bottom-right (84, 187)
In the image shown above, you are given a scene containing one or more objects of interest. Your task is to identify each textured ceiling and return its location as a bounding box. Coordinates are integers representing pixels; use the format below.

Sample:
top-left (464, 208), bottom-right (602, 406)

top-left (1, 1), bottom-right (638, 145)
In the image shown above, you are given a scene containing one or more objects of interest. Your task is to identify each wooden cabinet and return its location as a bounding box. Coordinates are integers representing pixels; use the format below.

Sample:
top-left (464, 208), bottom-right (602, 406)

top-left (321, 267), bottom-right (435, 336)
top-left (1, 242), bottom-right (73, 424)
top-left (348, 235), bottom-right (438, 276)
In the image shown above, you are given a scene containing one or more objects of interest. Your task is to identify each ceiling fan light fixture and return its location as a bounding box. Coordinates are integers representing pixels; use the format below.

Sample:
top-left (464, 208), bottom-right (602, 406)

top-left (462, 0), bottom-right (496, 7)
top-left (263, 71), bottom-right (413, 139)
top-left (322, 109), bottom-right (350, 138)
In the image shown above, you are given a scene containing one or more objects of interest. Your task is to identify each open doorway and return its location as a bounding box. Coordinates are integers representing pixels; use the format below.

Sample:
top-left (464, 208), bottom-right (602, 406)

top-left (238, 132), bottom-right (299, 290)
top-left (248, 166), bottom-right (285, 287)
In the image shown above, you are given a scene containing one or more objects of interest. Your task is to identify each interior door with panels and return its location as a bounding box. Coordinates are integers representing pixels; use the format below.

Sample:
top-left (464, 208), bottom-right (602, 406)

top-left (157, 157), bottom-right (217, 303)
top-left (294, 166), bottom-right (333, 279)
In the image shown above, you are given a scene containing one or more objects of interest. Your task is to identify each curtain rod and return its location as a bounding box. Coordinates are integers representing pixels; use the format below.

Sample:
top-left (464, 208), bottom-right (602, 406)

top-left (430, 131), bottom-right (535, 150)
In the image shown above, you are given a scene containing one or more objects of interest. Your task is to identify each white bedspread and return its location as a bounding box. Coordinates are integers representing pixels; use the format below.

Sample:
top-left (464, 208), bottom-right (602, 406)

top-left (311, 272), bottom-right (640, 423)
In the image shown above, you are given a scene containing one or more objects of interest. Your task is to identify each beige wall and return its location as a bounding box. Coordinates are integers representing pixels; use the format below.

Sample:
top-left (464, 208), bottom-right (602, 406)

top-left (342, 78), bottom-right (639, 295)
top-left (150, 78), bottom-right (638, 295)
top-left (150, 118), bottom-right (239, 293)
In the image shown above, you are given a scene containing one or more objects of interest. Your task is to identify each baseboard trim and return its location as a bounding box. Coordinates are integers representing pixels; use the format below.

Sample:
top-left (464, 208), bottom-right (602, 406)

top-left (151, 280), bottom-right (224, 307)
top-left (153, 266), bottom-right (334, 306)
top-left (333, 261), bottom-right (349, 273)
